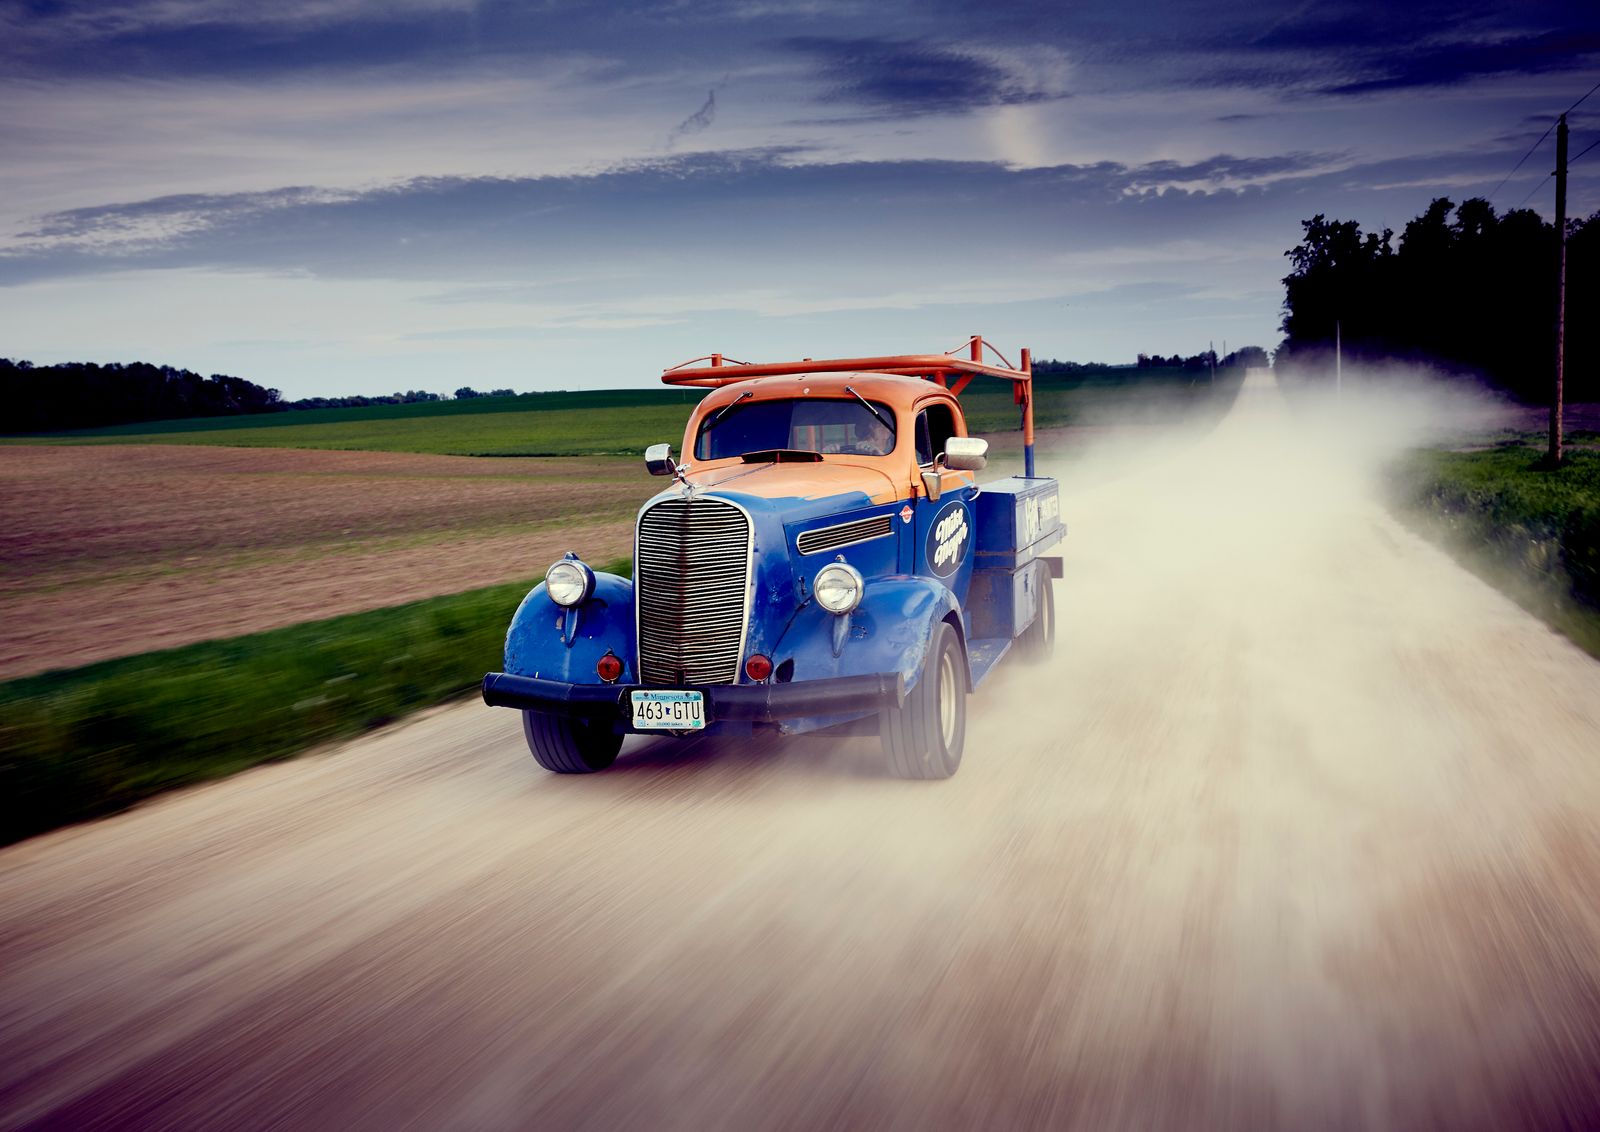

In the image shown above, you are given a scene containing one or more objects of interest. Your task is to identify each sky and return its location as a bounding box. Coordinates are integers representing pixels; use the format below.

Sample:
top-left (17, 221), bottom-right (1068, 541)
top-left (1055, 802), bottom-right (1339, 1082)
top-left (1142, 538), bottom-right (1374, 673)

top-left (2, 0), bottom-right (1598, 398)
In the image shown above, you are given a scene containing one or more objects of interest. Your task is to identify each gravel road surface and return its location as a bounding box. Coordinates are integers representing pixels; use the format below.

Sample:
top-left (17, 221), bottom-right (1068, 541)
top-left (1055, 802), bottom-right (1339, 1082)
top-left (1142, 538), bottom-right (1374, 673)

top-left (3, 372), bottom-right (1599, 1130)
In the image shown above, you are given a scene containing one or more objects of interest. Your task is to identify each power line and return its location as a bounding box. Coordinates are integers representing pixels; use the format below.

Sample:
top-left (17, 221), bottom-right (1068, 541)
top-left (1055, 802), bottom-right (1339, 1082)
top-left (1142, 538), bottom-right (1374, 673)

top-left (1566, 77), bottom-right (1600, 115)
top-left (1510, 133), bottom-right (1587, 212)
top-left (1488, 120), bottom-right (1556, 203)
top-left (1513, 171), bottom-right (1552, 212)
top-left (1487, 78), bottom-right (1600, 204)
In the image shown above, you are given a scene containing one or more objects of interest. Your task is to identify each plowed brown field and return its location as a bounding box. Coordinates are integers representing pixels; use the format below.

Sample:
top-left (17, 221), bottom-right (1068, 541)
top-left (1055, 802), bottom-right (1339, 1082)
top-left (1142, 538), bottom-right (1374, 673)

top-left (0, 446), bottom-right (639, 679)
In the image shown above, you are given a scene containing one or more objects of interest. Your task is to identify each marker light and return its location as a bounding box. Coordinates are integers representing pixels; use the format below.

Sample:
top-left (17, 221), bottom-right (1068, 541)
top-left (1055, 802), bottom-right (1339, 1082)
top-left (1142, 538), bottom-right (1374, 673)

top-left (596, 652), bottom-right (624, 683)
top-left (545, 557), bottom-right (595, 607)
top-left (745, 653), bottom-right (773, 682)
top-left (813, 562), bottom-right (864, 615)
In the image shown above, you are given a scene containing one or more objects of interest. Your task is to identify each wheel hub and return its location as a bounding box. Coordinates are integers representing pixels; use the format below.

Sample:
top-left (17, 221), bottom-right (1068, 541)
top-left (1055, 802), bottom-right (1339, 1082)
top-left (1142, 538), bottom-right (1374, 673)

top-left (938, 649), bottom-right (957, 748)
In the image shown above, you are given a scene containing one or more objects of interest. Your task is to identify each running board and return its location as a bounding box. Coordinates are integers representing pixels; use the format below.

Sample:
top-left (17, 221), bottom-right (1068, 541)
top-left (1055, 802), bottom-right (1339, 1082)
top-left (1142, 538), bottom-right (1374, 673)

top-left (966, 636), bottom-right (1013, 690)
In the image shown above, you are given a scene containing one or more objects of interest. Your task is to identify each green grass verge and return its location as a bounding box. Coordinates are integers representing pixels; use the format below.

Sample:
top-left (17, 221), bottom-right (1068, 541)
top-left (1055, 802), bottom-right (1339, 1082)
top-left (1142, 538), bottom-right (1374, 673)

top-left (0, 560), bottom-right (628, 847)
top-left (1388, 446), bottom-right (1600, 657)
top-left (2, 390), bottom-right (700, 457)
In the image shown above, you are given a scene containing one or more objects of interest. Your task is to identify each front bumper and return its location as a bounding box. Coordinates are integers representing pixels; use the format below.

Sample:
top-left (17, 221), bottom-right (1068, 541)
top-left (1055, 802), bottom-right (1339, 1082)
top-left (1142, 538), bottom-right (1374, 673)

top-left (481, 671), bottom-right (905, 724)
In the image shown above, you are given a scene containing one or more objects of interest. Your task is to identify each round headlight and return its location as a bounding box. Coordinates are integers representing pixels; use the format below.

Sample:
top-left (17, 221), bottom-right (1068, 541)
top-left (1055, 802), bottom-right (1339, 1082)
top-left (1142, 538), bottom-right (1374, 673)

top-left (813, 562), bottom-right (864, 615)
top-left (545, 558), bottom-right (595, 607)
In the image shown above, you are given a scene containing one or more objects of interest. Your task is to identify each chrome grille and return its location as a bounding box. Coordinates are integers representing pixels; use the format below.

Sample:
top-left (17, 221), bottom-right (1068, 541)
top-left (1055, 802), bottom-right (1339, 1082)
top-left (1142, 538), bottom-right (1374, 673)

top-left (636, 496), bottom-right (752, 685)
top-left (796, 513), bottom-right (893, 555)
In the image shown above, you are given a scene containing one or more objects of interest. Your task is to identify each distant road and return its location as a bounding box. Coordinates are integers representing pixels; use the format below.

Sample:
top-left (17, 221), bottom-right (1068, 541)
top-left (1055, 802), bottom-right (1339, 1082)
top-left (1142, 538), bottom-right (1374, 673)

top-left (3, 371), bottom-right (1599, 1130)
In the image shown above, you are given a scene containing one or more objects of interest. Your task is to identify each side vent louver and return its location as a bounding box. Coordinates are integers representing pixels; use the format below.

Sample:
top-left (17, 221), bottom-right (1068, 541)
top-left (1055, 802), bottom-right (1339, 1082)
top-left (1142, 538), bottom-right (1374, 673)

top-left (796, 514), bottom-right (893, 555)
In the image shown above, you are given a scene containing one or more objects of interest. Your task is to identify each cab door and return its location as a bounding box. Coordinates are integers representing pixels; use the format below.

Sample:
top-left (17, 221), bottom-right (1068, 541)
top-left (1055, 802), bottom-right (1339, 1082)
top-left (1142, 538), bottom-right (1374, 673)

top-left (910, 399), bottom-right (978, 607)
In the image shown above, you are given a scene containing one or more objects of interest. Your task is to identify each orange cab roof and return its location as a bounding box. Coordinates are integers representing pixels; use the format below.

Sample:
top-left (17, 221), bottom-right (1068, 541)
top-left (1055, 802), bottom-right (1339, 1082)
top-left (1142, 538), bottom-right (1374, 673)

top-left (677, 373), bottom-right (965, 503)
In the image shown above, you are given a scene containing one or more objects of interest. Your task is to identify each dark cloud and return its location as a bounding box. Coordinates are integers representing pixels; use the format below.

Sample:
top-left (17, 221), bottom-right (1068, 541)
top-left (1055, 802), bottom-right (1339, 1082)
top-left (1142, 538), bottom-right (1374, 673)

top-left (0, 0), bottom-right (735, 78)
top-left (1199, 0), bottom-right (1600, 95)
top-left (1244, 1), bottom-right (1481, 53)
top-left (668, 86), bottom-right (722, 148)
top-left (3, 3), bottom-right (472, 77)
top-left (782, 36), bottom-right (1064, 116)
top-left (913, 0), bottom-right (1600, 99)
top-left (675, 90), bottom-right (716, 132)
top-left (1321, 30), bottom-right (1600, 95)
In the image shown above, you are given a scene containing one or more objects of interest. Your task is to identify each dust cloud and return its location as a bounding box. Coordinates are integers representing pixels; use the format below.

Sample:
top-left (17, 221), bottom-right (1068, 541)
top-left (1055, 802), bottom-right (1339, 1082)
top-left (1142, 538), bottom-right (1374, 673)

top-left (2, 368), bottom-right (1599, 1130)
top-left (965, 366), bottom-right (1600, 1126)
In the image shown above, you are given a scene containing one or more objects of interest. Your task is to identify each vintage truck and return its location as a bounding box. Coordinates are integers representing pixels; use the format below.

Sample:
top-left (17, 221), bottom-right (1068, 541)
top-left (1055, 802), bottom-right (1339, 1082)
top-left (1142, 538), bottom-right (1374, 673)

top-left (481, 337), bottom-right (1063, 778)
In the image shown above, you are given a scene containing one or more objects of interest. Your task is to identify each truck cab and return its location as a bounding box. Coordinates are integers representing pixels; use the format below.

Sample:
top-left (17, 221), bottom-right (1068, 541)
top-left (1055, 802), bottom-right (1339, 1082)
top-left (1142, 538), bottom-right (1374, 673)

top-left (482, 339), bottom-right (1064, 779)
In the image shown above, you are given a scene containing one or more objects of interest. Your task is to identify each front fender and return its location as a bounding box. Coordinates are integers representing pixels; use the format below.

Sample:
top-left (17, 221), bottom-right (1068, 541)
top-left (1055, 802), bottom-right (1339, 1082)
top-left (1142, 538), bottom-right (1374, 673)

top-left (773, 575), bottom-right (963, 692)
top-left (504, 571), bottom-right (637, 684)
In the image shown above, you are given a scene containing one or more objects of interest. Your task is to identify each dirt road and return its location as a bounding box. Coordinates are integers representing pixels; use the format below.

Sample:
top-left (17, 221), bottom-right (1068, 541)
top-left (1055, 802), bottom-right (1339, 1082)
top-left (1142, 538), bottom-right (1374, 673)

top-left (3, 372), bottom-right (1599, 1130)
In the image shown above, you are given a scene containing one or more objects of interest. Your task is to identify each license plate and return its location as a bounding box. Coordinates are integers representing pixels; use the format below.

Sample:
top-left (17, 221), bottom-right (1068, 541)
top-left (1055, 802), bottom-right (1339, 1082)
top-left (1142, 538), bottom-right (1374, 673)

top-left (630, 690), bottom-right (706, 730)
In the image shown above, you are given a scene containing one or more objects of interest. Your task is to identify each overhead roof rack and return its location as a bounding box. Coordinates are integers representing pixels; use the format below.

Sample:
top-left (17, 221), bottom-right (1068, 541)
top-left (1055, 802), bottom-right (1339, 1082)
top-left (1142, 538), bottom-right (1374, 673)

top-left (661, 336), bottom-right (1040, 475)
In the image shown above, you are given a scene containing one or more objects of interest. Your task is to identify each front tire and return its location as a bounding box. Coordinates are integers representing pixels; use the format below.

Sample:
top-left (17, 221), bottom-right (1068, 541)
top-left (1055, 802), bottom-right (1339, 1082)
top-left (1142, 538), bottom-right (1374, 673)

top-left (523, 710), bottom-right (622, 774)
top-left (882, 621), bottom-right (966, 779)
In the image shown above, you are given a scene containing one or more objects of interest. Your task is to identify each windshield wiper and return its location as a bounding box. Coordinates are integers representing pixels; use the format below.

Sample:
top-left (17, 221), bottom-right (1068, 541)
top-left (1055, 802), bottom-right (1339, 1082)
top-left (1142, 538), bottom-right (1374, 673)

top-left (740, 449), bottom-right (822, 464)
top-left (843, 386), bottom-right (893, 434)
top-left (701, 389), bottom-right (753, 432)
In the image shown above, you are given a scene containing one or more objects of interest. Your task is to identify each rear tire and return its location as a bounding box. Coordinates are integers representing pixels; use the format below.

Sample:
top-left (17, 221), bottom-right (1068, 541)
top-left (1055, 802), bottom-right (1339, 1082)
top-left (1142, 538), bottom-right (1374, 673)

top-left (1017, 560), bottom-right (1056, 661)
top-left (882, 621), bottom-right (965, 779)
top-left (523, 710), bottom-right (622, 774)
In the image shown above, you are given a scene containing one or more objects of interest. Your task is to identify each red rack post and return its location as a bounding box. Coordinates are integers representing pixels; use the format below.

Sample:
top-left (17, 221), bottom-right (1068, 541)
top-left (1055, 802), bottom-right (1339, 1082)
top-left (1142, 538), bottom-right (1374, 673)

top-left (1020, 347), bottom-right (1035, 477)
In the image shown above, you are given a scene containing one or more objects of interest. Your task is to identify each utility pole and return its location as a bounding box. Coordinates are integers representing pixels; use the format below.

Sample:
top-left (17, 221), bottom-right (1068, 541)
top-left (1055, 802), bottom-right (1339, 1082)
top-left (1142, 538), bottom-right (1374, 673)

top-left (1335, 319), bottom-right (1342, 402)
top-left (1209, 340), bottom-right (1215, 384)
top-left (1550, 113), bottom-right (1568, 467)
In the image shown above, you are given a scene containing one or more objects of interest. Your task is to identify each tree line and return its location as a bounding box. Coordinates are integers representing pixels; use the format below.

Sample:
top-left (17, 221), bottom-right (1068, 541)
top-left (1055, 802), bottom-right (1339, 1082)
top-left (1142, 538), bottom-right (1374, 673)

top-left (1277, 197), bottom-right (1597, 401)
top-left (0, 359), bottom-right (284, 434)
top-left (0, 359), bottom-right (529, 433)
top-left (1027, 349), bottom-right (1266, 378)
top-left (1134, 346), bottom-right (1269, 371)
top-left (291, 389), bottom-right (442, 411)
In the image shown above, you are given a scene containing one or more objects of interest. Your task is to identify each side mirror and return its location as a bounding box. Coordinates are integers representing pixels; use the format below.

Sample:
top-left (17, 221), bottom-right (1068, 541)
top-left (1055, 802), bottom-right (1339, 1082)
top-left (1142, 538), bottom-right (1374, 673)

top-left (943, 436), bottom-right (989, 471)
top-left (644, 443), bottom-right (676, 477)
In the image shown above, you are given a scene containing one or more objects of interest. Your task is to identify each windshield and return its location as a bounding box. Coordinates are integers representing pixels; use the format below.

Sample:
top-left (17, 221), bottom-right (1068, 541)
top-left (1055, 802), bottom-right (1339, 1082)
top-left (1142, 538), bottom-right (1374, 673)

top-left (694, 398), bottom-right (897, 460)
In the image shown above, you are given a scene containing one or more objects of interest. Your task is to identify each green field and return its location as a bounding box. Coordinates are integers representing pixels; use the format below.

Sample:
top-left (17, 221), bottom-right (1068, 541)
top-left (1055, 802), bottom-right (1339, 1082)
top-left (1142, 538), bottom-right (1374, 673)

top-left (964, 366), bottom-right (1241, 435)
top-left (1389, 445), bottom-right (1600, 657)
top-left (6, 389), bottom-right (702, 457)
top-left (0, 560), bottom-right (628, 847)
top-left (4, 367), bottom-right (1239, 457)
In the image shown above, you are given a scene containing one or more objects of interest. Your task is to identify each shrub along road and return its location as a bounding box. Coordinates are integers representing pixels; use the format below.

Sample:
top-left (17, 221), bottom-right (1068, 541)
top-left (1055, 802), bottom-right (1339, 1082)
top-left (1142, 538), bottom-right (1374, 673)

top-left (3, 372), bottom-right (1599, 1128)
top-left (1391, 445), bottom-right (1600, 657)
